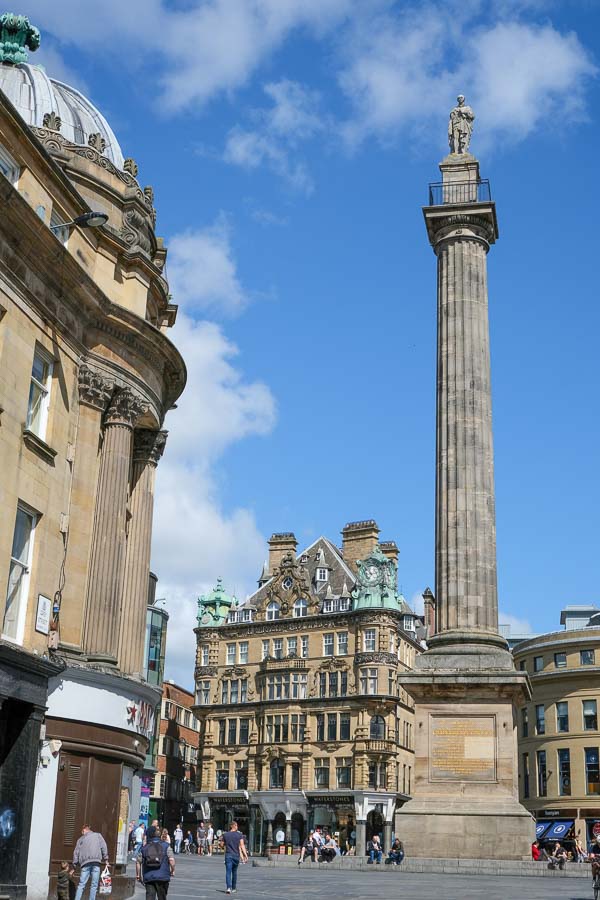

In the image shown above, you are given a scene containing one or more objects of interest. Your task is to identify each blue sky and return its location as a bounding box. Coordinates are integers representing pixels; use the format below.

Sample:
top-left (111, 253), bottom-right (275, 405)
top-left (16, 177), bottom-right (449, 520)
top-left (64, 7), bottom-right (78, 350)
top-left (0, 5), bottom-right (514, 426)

top-left (23, 0), bottom-right (600, 686)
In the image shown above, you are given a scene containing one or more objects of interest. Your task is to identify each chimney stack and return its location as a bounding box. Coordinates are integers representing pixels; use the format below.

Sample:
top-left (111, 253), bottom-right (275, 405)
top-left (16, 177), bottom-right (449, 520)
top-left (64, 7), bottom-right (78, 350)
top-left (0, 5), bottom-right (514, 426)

top-left (423, 587), bottom-right (436, 636)
top-left (341, 520), bottom-right (380, 575)
top-left (379, 541), bottom-right (399, 569)
top-left (268, 533), bottom-right (297, 575)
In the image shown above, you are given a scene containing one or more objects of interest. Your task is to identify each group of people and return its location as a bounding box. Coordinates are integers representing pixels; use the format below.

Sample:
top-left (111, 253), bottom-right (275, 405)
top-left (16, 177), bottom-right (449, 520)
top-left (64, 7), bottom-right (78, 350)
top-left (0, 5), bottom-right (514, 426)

top-left (532, 833), bottom-right (600, 872)
top-left (298, 827), bottom-right (404, 866)
top-left (129, 821), bottom-right (216, 856)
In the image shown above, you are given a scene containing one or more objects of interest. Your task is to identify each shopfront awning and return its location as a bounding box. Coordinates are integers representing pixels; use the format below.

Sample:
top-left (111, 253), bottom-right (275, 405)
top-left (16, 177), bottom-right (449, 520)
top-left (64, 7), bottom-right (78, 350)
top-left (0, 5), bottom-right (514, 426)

top-left (535, 820), bottom-right (552, 839)
top-left (543, 820), bottom-right (574, 842)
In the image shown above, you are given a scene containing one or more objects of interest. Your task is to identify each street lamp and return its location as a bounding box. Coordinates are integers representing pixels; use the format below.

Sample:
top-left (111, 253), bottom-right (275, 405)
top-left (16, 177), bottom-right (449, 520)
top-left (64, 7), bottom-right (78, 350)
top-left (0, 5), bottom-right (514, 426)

top-left (50, 211), bottom-right (108, 233)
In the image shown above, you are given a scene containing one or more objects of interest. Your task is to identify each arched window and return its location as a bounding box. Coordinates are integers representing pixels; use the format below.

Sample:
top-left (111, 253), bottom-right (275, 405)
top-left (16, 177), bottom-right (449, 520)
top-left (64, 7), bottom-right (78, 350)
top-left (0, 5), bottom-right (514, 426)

top-left (266, 601), bottom-right (280, 621)
top-left (270, 758), bottom-right (285, 789)
top-left (293, 597), bottom-right (308, 618)
top-left (370, 715), bottom-right (386, 740)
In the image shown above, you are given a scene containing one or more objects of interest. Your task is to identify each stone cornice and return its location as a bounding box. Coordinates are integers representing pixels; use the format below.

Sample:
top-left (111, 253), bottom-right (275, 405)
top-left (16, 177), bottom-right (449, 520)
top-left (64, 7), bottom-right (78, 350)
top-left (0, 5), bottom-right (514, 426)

top-left (0, 179), bottom-right (186, 413)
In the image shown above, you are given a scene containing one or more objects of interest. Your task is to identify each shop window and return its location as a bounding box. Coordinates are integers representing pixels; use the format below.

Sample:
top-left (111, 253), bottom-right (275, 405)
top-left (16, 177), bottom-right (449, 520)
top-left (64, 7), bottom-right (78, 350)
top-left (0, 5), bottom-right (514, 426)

top-left (581, 650), bottom-right (596, 666)
top-left (521, 707), bottom-right (528, 738)
top-left (556, 702), bottom-right (569, 733)
top-left (2, 503), bottom-right (37, 644)
top-left (558, 748), bottom-right (571, 796)
top-left (584, 700), bottom-right (598, 731)
top-left (537, 750), bottom-right (547, 797)
top-left (586, 748), bottom-right (600, 795)
top-left (554, 652), bottom-right (567, 668)
top-left (533, 656), bottom-right (543, 672)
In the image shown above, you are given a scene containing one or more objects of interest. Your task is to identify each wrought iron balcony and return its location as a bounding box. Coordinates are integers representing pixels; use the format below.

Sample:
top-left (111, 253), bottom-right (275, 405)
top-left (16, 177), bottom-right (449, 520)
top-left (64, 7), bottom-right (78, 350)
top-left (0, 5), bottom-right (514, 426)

top-left (428, 179), bottom-right (491, 206)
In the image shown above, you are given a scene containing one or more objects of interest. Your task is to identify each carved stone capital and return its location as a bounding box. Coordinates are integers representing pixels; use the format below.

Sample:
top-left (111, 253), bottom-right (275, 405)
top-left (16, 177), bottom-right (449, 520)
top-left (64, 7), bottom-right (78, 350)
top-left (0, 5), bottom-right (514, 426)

top-left (133, 428), bottom-right (168, 466)
top-left (78, 364), bottom-right (113, 411)
top-left (104, 387), bottom-right (146, 428)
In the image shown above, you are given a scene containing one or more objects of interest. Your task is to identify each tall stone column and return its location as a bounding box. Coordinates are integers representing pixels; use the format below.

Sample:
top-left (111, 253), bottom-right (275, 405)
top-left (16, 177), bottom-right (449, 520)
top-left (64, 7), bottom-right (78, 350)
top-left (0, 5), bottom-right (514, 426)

top-left (84, 387), bottom-right (146, 664)
top-left (118, 429), bottom-right (167, 675)
top-left (398, 99), bottom-right (532, 860)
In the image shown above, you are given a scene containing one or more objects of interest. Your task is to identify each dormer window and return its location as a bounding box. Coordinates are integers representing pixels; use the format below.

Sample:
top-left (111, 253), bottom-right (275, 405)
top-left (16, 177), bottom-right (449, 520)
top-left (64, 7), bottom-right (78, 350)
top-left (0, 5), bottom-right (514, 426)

top-left (266, 601), bottom-right (280, 621)
top-left (293, 597), bottom-right (308, 618)
top-left (241, 608), bottom-right (253, 622)
top-left (300, 555), bottom-right (309, 564)
top-left (403, 615), bottom-right (415, 632)
top-left (316, 568), bottom-right (328, 582)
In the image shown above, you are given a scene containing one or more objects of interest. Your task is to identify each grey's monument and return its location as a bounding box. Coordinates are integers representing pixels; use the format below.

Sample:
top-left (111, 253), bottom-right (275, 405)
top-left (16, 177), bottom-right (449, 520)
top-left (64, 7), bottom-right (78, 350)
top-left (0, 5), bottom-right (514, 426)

top-left (398, 97), bottom-right (534, 858)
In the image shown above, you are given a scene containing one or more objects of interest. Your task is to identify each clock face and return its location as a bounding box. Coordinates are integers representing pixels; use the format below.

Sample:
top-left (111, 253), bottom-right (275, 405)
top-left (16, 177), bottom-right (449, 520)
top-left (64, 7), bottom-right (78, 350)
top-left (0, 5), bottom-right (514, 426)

top-left (364, 564), bottom-right (379, 583)
top-left (282, 576), bottom-right (293, 590)
top-left (201, 612), bottom-right (212, 625)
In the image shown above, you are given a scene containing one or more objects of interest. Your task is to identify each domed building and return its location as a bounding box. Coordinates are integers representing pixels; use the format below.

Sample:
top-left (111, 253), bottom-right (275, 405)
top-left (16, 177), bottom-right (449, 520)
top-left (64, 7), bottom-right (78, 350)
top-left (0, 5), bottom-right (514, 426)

top-left (0, 14), bottom-right (185, 900)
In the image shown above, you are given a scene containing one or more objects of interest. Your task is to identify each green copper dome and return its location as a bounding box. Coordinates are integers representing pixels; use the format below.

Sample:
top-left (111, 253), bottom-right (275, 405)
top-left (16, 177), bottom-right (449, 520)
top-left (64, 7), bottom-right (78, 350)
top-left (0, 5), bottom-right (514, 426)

top-left (197, 578), bottom-right (237, 628)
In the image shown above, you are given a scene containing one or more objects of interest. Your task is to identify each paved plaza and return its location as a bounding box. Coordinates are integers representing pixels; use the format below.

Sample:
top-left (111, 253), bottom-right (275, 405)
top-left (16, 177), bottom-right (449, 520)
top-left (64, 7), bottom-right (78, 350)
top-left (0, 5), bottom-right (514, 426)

top-left (134, 854), bottom-right (595, 900)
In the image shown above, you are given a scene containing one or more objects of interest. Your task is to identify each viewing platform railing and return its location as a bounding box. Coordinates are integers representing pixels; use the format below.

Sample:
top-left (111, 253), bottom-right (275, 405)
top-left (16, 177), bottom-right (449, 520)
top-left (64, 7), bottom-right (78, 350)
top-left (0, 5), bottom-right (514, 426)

top-left (428, 179), bottom-right (491, 206)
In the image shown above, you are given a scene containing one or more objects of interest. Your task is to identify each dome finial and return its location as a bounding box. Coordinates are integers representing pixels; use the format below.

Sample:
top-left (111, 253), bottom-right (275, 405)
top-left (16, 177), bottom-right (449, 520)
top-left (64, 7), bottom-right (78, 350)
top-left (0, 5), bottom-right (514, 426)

top-left (0, 13), bottom-right (40, 64)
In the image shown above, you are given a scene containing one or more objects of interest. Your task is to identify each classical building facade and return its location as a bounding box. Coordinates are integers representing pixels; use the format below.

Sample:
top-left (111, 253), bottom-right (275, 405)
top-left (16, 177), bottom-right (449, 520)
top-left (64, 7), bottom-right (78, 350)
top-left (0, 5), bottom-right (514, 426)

top-left (151, 681), bottom-right (200, 835)
top-left (193, 521), bottom-right (424, 856)
top-left (0, 16), bottom-right (185, 900)
top-left (514, 608), bottom-right (600, 847)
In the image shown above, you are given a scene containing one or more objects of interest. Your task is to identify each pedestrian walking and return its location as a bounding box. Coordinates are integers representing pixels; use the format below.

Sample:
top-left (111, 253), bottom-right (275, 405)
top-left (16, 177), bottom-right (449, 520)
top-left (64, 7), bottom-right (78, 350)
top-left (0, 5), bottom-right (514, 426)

top-left (72, 825), bottom-right (109, 900)
top-left (197, 822), bottom-right (206, 855)
top-left (136, 825), bottom-right (175, 900)
top-left (221, 821), bottom-right (248, 895)
top-left (134, 823), bottom-right (145, 854)
top-left (173, 826), bottom-right (183, 854)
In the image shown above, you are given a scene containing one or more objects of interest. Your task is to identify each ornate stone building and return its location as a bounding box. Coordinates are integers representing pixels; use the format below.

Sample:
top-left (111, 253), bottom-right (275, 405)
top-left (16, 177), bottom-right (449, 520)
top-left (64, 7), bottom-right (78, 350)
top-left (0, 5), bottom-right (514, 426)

top-left (0, 16), bottom-right (185, 900)
top-left (193, 521), bottom-right (424, 856)
top-left (514, 608), bottom-right (600, 848)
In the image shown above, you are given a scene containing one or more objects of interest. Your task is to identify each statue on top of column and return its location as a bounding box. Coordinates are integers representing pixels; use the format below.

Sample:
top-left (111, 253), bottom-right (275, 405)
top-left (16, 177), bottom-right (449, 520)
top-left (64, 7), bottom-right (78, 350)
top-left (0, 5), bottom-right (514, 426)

top-left (448, 94), bottom-right (475, 154)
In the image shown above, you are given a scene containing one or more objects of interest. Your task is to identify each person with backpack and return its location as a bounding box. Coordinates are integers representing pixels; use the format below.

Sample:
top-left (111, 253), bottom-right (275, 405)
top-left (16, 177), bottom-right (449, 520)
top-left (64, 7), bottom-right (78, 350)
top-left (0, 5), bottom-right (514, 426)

top-left (136, 825), bottom-right (175, 900)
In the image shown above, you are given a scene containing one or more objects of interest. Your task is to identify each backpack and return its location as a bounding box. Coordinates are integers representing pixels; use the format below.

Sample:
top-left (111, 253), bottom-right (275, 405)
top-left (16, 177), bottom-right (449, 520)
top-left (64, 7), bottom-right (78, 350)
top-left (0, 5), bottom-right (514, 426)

top-left (143, 841), bottom-right (166, 870)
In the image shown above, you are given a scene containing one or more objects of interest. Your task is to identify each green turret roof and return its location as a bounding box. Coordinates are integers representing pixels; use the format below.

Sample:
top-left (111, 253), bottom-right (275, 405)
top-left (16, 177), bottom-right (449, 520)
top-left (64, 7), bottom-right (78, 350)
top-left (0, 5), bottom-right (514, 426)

top-left (197, 578), bottom-right (237, 628)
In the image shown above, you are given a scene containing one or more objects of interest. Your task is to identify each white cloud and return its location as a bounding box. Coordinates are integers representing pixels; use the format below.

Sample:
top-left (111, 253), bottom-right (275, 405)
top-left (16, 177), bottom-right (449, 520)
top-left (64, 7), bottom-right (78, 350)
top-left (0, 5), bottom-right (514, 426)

top-left (224, 80), bottom-right (323, 192)
top-left (167, 216), bottom-right (247, 316)
top-left (499, 611), bottom-right (534, 635)
top-left (151, 312), bottom-right (276, 687)
top-left (337, 8), bottom-right (596, 151)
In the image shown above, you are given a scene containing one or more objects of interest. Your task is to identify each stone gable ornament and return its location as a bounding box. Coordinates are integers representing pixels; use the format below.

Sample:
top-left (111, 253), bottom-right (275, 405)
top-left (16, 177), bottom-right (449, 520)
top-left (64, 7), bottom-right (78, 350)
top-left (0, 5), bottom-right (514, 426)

top-left (88, 132), bottom-right (107, 154)
top-left (42, 111), bottom-right (61, 132)
top-left (0, 13), bottom-right (40, 64)
top-left (448, 94), bottom-right (475, 155)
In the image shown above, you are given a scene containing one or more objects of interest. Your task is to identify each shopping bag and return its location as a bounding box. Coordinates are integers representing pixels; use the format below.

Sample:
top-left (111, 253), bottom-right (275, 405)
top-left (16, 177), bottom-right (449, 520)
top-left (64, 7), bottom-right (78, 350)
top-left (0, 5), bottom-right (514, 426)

top-left (98, 865), bottom-right (112, 895)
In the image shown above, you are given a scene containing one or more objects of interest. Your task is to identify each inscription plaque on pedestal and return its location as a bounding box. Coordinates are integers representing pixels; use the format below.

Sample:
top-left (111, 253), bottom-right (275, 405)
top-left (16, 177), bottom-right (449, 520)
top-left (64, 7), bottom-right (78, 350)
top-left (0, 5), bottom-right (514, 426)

top-left (429, 715), bottom-right (496, 782)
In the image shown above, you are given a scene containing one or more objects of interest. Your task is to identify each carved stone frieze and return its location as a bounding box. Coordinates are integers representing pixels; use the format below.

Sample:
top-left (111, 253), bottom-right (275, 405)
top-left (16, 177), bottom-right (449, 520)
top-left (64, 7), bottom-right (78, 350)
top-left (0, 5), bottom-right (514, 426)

top-left (133, 428), bottom-right (168, 466)
top-left (222, 666), bottom-right (248, 678)
top-left (195, 666), bottom-right (217, 677)
top-left (78, 364), bottom-right (114, 411)
top-left (104, 387), bottom-right (147, 428)
top-left (354, 651), bottom-right (398, 667)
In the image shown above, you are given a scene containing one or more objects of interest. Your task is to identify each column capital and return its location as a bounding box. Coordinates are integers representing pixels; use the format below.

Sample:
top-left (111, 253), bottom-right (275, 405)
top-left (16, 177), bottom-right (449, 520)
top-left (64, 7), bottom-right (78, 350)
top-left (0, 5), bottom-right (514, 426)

top-left (78, 364), bottom-right (114, 411)
top-left (133, 428), bottom-right (168, 466)
top-left (104, 387), bottom-right (147, 428)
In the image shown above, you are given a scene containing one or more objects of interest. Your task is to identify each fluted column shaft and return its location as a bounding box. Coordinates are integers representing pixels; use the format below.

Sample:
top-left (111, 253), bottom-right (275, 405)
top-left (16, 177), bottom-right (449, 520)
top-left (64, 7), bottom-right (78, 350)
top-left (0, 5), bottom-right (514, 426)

top-left (118, 429), bottom-right (167, 675)
top-left (435, 235), bottom-right (497, 634)
top-left (84, 388), bottom-right (146, 663)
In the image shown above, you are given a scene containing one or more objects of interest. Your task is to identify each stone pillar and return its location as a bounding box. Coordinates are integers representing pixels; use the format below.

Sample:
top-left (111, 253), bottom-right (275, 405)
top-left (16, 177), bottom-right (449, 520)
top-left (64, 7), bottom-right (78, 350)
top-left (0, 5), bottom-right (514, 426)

top-left (355, 820), bottom-right (366, 858)
top-left (383, 821), bottom-right (392, 854)
top-left (265, 819), bottom-right (273, 856)
top-left (397, 147), bottom-right (533, 860)
top-left (84, 387), bottom-right (146, 663)
top-left (118, 429), bottom-right (167, 674)
top-left (285, 817), bottom-right (292, 844)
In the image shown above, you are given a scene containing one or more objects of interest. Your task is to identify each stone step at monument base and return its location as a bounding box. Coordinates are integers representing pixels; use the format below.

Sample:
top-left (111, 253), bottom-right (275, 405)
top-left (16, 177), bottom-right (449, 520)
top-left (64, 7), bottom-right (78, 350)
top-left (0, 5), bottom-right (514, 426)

top-left (253, 856), bottom-right (590, 878)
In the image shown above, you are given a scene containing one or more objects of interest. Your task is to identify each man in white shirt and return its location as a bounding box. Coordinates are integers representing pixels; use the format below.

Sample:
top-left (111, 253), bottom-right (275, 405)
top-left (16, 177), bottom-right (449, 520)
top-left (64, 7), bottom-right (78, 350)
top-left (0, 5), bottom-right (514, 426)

top-left (134, 824), bottom-right (145, 854)
top-left (206, 824), bottom-right (214, 856)
top-left (173, 826), bottom-right (183, 854)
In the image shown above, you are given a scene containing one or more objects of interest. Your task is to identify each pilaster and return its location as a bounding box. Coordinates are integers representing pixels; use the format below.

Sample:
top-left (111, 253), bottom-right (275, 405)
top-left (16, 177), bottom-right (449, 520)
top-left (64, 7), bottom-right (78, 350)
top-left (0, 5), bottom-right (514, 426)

top-left (83, 387), bottom-right (146, 664)
top-left (118, 429), bottom-right (167, 674)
